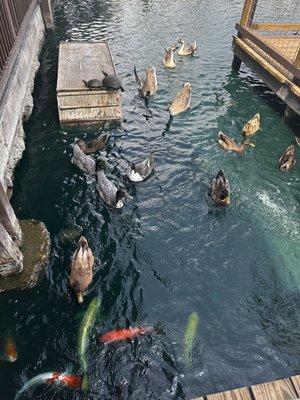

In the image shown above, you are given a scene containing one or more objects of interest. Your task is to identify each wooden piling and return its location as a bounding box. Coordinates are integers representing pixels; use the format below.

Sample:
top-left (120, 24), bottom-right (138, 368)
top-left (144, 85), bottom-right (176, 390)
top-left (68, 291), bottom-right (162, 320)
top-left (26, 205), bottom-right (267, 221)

top-left (0, 222), bottom-right (23, 277)
top-left (0, 181), bottom-right (22, 245)
top-left (40, 0), bottom-right (53, 29)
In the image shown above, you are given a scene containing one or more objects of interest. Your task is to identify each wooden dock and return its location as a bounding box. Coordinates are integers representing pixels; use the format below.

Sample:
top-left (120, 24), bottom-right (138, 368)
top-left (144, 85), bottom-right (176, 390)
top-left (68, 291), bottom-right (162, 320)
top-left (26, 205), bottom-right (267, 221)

top-left (231, 0), bottom-right (300, 117)
top-left (56, 41), bottom-right (122, 126)
top-left (192, 375), bottom-right (300, 400)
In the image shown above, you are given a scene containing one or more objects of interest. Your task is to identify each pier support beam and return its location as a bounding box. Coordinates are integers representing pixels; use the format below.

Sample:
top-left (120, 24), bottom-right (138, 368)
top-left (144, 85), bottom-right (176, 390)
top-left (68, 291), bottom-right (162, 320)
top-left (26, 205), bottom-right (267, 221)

top-left (0, 223), bottom-right (23, 277)
top-left (0, 182), bottom-right (22, 245)
top-left (40, 0), bottom-right (53, 29)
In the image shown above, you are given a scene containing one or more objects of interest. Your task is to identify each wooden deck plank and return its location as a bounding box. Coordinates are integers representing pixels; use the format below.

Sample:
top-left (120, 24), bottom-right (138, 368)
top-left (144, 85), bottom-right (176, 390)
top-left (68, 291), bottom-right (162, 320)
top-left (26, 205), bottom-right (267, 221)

top-left (57, 42), bottom-right (116, 93)
top-left (290, 375), bottom-right (300, 397)
top-left (251, 378), bottom-right (297, 400)
top-left (263, 36), bottom-right (300, 62)
top-left (58, 92), bottom-right (120, 109)
top-left (206, 387), bottom-right (251, 400)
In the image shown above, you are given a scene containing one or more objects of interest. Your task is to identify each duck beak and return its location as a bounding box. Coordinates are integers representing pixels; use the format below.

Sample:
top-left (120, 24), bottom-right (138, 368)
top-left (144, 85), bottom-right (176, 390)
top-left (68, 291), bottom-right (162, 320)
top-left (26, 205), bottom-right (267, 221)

top-left (225, 196), bottom-right (231, 205)
top-left (77, 292), bottom-right (84, 303)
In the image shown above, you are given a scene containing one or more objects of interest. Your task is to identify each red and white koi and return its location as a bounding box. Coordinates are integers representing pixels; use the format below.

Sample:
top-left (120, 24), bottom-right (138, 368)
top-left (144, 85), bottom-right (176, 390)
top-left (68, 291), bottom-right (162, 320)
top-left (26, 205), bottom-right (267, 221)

top-left (14, 372), bottom-right (82, 399)
top-left (4, 336), bottom-right (17, 362)
top-left (100, 326), bottom-right (153, 344)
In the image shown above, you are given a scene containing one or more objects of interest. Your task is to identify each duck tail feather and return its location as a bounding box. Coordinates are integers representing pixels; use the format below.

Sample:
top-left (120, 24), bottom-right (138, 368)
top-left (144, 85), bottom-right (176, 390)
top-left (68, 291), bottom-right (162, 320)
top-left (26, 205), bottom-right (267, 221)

top-left (134, 66), bottom-right (142, 88)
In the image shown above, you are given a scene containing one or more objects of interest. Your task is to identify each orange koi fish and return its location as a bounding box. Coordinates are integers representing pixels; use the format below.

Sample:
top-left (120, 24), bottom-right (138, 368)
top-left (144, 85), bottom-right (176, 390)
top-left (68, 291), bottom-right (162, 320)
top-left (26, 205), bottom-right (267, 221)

top-left (14, 372), bottom-right (82, 399)
top-left (100, 326), bottom-right (153, 343)
top-left (5, 336), bottom-right (17, 362)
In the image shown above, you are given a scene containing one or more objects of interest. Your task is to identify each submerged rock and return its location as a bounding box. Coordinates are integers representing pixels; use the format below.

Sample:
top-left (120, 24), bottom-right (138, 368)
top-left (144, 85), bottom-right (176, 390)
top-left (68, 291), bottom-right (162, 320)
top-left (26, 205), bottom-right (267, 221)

top-left (0, 219), bottom-right (50, 293)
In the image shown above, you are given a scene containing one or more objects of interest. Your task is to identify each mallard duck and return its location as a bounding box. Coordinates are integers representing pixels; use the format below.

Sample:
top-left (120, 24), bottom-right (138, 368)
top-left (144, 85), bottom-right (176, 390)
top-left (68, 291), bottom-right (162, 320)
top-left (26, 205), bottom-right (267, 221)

top-left (242, 113), bottom-right (260, 136)
top-left (163, 46), bottom-right (177, 69)
top-left (71, 144), bottom-right (95, 175)
top-left (69, 236), bottom-right (94, 303)
top-left (178, 38), bottom-right (197, 56)
top-left (76, 134), bottom-right (109, 154)
top-left (127, 153), bottom-right (155, 182)
top-left (134, 66), bottom-right (158, 98)
top-left (168, 82), bottom-right (191, 116)
top-left (218, 132), bottom-right (254, 154)
top-left (96, 159), bottom-right (129, 208)
top-left (211, 170), bottom-right (230, 206)
top-left (278, 145), bottom-right (296, 171)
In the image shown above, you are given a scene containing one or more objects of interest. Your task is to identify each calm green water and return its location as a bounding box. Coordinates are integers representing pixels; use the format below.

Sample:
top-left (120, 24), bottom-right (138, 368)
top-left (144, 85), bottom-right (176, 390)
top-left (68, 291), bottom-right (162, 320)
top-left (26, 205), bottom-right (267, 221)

top-left (1, 0), bottom-right (300, 399)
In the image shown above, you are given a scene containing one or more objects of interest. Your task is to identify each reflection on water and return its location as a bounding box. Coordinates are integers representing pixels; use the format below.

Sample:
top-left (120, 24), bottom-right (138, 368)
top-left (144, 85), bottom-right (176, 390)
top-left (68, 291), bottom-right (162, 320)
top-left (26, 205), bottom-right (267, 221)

top-left (0, 0), bottom-right (299, 399)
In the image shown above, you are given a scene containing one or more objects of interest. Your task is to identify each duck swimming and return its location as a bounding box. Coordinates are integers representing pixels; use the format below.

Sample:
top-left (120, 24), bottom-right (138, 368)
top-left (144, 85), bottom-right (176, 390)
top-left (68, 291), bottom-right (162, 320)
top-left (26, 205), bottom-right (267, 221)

top-left (242, 113), bottom-right (260, 136)
top-left (163, 46), bottom-right (177, 69)
top-left (127, 153), bottom-right (155, 182)
top-left (71, 144), bottom-right (95, 175)
top-left (278, 144), bottom-right (296, 171)
top-left (168, 82), bottom-right (191, 116)
top-left (96, 159), bottom-right (129, 208)
top-left (134, 66), bottom-right (158, 98)
top-left (76, 134), bottom-right (109, 154)
top-left (69, 236), bottom-right (94, 303)
top-left (218, 132), bottom-right (254, 154)
top-left (210, 170), bottom-right (230, 206)
top-left (178, 38), bottom-right (197, 56)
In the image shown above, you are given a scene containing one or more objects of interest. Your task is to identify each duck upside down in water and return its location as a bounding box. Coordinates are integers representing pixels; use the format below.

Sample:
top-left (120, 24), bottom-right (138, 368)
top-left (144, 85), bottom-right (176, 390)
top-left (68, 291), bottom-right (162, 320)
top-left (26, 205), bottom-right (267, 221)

top-left (178, 38), bottom-right (197, 56)
top-left (76, 134), bottom-right (109, 154)
top-left (168, 82), bottom-right (191, 116)
top-left (127, 153), bottom-right (155, 182)
top-left (163, 46), bottom-right (177, 69)
top-left (134, 66), bottom-right (158, 98)
top-left (218, 132), bottom-right (254, 154)
top-left (69, 236), bottom-right (94, 303)
top-left (210, 170), bottom-right (230, 206)
top-left (96, 159), bottom-right (131, 209)
top-left (242, 113), bottom-right (260, 136)
top-left (278, 145), bottom-right (296, 171)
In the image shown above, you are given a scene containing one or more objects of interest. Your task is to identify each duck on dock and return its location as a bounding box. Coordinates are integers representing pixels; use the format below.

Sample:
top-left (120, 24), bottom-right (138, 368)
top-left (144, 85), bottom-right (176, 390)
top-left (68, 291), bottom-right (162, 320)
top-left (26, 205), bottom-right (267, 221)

top-left (218, 132), bottom-right (254, 154)
top-left (210, 170), bottom-right (230, 206)
top-left (168, 82), bottom-right (191, 116)
top-left (127, 153), bottom-right (155, 182)
top-left (96, 159), bottom-right (130, 209)
top-left (69, 236), bottom-right (94, 303)
top-left (178, 38), bottom-right (197, 56)
top-left (163, 46), bottom-right (177, 69)
top-left (278, 145), bottom-right (296, 171)
top-left (76, 134), bottom-right (109, 154)
top-left (134, 66), bottom-right (158, 98)
top-left (71, 144), bottom-right (96, 175)
top-left (242, 113), bottom-right (260, 136)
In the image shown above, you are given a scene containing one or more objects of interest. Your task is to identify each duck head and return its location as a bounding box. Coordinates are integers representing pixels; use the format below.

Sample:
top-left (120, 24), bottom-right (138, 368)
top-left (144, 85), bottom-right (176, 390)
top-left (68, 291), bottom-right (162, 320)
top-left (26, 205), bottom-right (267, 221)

top-left (73, 281), bottom-right (84, 303)
top-left (78, 235), bottom-right (88, 249)
top-left (115, 189), bottom-right (127, 208)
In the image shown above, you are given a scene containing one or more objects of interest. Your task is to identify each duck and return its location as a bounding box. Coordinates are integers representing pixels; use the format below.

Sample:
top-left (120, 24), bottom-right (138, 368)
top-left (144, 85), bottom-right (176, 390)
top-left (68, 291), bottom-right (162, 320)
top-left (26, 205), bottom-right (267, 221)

top-left (163, 46), bottom-right (177, 69)
top-left (168, 82), bottom-right (191, 116)
top-left (127, 153), bottom-right (155, 182)
top-left (242, 113), bottom-right (260, 136)
top-left (69, 236), bottom-right (94, 303)
top-left (71, 144), bottom-right (96, 175)
top-left (278, 145), bottom-right (296, 171)
top-left (178, 38), bottom-right (197, 56)
top-left (218, 132), bottom-right (254, 154)
top-left (211, 170), bottom-right (230, 206)
top-left (134, 66), bottom-right (158, 98)
top-left (96, 159), bottom-right (130, 208)
top-left (76, 134), bottom-right (109, 154)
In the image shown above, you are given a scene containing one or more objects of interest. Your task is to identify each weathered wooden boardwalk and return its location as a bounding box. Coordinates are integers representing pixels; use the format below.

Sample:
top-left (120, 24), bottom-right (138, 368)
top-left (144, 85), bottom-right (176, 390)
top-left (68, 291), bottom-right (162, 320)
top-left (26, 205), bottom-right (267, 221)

top-left (57, 41), bottom-right (122, 126)
top-left (192, 375), bottom-right (300, 400)
top-left (231, 0), bottom-right (300, 117)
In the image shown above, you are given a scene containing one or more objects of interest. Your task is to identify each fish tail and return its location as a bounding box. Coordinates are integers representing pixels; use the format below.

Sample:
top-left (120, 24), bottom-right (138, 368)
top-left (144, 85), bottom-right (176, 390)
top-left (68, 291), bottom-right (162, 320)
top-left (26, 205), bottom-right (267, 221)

top-left (14, 372), bottom-right (55, 400)
top-left (82, 373), bottom-right (89, 391)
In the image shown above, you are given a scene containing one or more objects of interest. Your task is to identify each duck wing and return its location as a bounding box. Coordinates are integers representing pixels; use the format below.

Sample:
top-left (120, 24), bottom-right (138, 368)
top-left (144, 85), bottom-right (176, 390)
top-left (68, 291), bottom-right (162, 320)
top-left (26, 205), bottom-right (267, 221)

top-left (72, 144), bottom-right (96, 174)
top-left (96, 170), bottom-right (118, 206)
top-left (70, 248), bottom-right (94, 292)
top-left (86, 134), bottom-right (109, 153)
top-left (135, 153), bottom-right (155, 178)
top-left (169, 83), bottom-right (191, 115)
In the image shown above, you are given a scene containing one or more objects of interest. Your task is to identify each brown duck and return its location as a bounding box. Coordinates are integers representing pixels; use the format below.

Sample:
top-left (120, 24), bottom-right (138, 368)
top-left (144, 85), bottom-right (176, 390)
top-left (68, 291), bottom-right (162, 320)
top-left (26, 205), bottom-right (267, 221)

top-left (278, 145), bottom-right (296, 171)
top-left (76, 134), bottom-right (109, 154)
top-left (242, 113), bottom-right (260, 136)
top-left (69, 236), bottom-right (94, 303)
top-left (218, 132), bottom-right (254, 154)
top-left (168, 82), bottom-right (191, 116)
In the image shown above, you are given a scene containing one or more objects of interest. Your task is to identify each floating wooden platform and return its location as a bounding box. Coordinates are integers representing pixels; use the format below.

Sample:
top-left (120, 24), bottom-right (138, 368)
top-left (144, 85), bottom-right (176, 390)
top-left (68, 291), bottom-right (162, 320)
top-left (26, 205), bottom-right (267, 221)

top-left (56, 41), bottom-right (122, 126)
top-left (192, 375), bottom-right (300, 400)
top-left (231, 0), bottom-right (300, 117)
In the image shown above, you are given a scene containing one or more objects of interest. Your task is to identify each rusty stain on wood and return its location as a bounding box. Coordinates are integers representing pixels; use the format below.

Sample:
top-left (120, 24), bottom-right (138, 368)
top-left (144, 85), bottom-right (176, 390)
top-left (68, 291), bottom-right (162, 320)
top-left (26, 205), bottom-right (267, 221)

top-left (251, 378), bottom-right (297, 400)
top-left (57, 41), bottom-right (122, 126)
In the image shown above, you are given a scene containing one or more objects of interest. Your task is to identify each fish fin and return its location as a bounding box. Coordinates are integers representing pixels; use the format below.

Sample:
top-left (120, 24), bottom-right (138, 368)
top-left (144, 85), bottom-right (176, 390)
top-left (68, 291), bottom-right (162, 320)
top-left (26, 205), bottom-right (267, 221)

top-left (82, 373), bottom-right (89, 391)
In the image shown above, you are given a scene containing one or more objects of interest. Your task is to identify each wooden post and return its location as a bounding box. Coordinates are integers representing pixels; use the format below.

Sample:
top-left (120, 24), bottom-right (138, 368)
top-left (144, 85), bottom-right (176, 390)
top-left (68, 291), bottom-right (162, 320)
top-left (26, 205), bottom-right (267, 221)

top-left (240, 0), bottom-right (258, 27)
top-left (40, 0), bottom-right (53, 29)
top-left (285, 46), bottom-right (300, 118)
top-left (0, 222), bottom-right (23, 277)
top-left (0, 181), bottom-right (22, 245)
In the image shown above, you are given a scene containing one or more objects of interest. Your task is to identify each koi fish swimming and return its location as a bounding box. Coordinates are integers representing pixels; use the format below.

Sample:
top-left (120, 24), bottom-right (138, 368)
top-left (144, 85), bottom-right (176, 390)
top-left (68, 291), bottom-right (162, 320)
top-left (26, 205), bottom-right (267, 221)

top-left (4, 336), bottom-right (17, 362)
top-left (100, 326), bottom-right (154, 343)
top-left (184, 311), bottom-right (199, 369)
top-left (14, 372), bottom-right (82, 399)
top-left (78, 297), bottom-right (101, 390)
